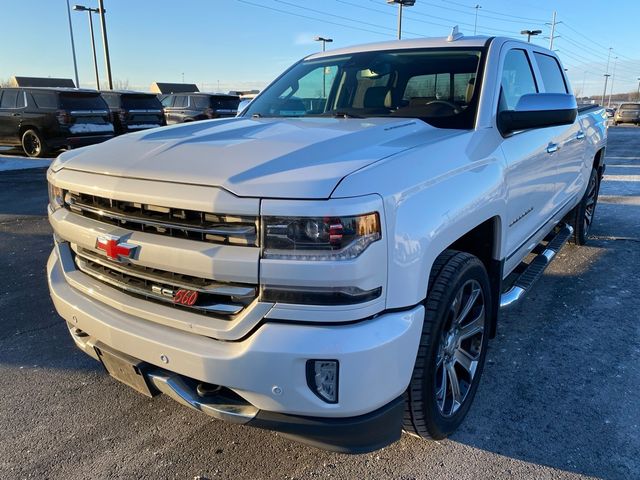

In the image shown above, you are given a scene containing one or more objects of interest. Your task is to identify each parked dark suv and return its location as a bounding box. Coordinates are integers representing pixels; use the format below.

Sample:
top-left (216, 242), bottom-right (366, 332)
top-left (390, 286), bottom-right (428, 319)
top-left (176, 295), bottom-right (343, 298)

top-left (101, 91), bottom-right (165, 134)
top-left (160, 93), bottom-right (240, 124)
top-left (0, 87), bottom-right (114, 157)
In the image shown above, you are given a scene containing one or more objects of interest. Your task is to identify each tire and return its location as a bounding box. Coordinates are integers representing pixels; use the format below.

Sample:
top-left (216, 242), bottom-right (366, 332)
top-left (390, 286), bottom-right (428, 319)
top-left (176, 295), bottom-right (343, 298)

top-left (21, 129), bottom-right (49, 158)
top-left (404, 250), bottom-right (491, 440)
top-left (570, 167), bottom-right (600, 245)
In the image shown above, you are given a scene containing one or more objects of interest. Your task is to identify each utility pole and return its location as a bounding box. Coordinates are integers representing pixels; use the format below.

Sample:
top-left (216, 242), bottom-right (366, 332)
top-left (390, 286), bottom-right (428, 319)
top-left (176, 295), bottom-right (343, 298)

top-left (608, 56), bottom-right (618, 107)
top-left (97, 0), bottom-right (113, 90)
top-left (474, 4), bottom-right (481, 35)
top-left (548, 11), bottom-right (559, 50)
top-left (581, 71), bottom-right (587, 100)
top-left (637, 77), bottom-right (640, 101)
top-left (65, 0), bottom-right (80, 88)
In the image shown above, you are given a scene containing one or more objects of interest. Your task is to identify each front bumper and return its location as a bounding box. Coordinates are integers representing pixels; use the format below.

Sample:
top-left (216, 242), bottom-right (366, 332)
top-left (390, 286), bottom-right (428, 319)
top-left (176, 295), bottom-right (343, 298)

top-left (47, 245), bottom-right (423, 450)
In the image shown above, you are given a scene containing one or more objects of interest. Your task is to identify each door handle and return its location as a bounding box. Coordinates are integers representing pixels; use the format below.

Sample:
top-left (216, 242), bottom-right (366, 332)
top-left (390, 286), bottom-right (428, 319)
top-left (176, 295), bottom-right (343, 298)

top-left (576, 131), bottom-right (585, 140)
top-left (546, 143), bottom-right (559, 154)
top-left (11, 113), bottom-right (20, 117)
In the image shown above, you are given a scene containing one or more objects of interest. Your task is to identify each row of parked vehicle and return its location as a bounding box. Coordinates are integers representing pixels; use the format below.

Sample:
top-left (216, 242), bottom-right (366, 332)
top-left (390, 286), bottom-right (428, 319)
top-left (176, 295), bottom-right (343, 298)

top-left (605, 103), bottom-right (640, 125)
top-left (0, 87), bottom-right (241, 157)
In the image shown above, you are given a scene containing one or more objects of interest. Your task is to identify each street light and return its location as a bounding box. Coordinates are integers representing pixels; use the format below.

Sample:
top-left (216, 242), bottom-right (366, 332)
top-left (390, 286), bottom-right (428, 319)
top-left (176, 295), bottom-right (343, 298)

top-left (387, 0), bottom-right (416, 40)
top-left (65, 0), bottom-right (80, 88)
top-left (608, 56), bottom-right (618, 108)
top-left (314, 36), bottom-right (333, 52)
top-left (601, 74), bottom-right (611, 106)
top-left (97, 0), bottom-right (113, 90)
top-left (520, 29), bottom-right (542, 42)
top-left (637, 77), bottom-right (640, 102)
top-left (474, 4), bottom-right (481, 35)
top-left (73, 4), bottom-right (101, 90)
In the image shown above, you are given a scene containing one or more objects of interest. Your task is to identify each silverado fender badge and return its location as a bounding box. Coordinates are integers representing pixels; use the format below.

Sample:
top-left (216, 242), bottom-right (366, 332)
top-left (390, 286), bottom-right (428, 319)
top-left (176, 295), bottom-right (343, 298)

top-left (95, 234), bottom-right (138, 262)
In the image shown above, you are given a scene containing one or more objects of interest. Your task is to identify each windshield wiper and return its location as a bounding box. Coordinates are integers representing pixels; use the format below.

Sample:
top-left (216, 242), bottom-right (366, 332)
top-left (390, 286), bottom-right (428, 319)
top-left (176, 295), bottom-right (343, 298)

top-left (319, 111), bottom-right (364, 119)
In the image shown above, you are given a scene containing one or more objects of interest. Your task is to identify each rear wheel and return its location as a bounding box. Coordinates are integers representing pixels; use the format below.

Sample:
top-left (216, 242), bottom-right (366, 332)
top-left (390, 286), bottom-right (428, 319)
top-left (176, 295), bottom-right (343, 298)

top-left (404, 250), bottom-right (490, 439)
top-left (21, 129), bottom-right (48, 158)
top-left (570, 167), bottom-right (600, 245)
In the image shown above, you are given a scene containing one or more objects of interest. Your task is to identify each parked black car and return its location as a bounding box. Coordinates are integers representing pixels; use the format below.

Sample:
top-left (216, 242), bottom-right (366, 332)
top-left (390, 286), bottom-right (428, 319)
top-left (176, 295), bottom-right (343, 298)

top-left (0, 87), bottom-right (114, 157)
top-left (160, 93), bottom-right (240, 124)
top-left (101, 91), bottom-right (165, 134)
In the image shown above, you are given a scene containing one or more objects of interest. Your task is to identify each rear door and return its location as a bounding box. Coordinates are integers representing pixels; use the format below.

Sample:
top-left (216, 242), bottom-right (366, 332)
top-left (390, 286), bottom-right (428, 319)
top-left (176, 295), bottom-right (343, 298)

top-left (0, 89), bottom-right (25, 145)
top-left (121, 95), bottom-right (164, 129)
top-left (59, 93), bottom-right (114, 136)
top-left (498, 47), bottom-right (561, 272)
top-left (531, 51), bottom-right (586, 207)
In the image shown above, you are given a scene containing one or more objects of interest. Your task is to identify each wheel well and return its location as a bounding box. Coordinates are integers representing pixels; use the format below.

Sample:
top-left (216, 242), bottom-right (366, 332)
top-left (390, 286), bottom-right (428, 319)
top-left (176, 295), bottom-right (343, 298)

top-left (593, 148), bottom-right (605, 177)
top-left (443, 217), bottom-right (502, 338)
top-left (18, 125), bottom-right (38, 138)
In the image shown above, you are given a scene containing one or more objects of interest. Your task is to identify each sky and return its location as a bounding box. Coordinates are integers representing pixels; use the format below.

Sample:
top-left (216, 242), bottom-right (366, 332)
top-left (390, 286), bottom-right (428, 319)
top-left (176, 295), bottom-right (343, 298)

top-left (1, 0), bottom-right (639, 97)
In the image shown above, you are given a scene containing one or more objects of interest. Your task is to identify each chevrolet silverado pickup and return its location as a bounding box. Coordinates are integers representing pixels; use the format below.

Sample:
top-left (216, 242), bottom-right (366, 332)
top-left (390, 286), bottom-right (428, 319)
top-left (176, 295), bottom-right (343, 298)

top-left (47, 34), bottom-right (607, 453)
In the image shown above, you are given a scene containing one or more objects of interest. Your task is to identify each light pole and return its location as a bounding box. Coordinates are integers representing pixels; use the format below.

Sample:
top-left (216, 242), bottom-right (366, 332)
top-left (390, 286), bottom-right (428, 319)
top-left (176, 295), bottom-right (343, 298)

top-left (65, 0), bottom-right (80, 88)
top-left (97, 0), bottom-right (113, 90)
top-left (73, 5), bottom-right (101, 90)
top-left (474, 4), bottom-right (481, 35)
top-left (601, 74), bottom-right (611, 106)
top-left (314, 36), bottom-right (333, 52)
top-left (387, 0), bottom-right (416, 40)
top-left (520, 29), bottom-right (542, 43)
top-left (608, 56), bottom-right (618, 107)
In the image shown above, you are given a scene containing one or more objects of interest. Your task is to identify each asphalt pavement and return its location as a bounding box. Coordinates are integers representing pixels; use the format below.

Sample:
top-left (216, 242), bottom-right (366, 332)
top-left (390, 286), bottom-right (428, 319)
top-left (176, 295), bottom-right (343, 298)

top-left (0, 127), bottom-right (638, 480)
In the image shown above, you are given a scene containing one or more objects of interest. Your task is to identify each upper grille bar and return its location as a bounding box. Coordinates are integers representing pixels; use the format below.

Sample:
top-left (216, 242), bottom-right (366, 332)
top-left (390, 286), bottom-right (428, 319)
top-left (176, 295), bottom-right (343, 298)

top-left (64, 191), bottom-right (258, 246)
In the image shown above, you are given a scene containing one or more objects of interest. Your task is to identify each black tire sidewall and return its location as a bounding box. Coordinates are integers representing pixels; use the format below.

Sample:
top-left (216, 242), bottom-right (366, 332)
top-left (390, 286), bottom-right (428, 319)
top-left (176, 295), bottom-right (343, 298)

top-left (574, 168), bottom-right (599, 245)
top-left (419, 257), bottom-right (492, 439)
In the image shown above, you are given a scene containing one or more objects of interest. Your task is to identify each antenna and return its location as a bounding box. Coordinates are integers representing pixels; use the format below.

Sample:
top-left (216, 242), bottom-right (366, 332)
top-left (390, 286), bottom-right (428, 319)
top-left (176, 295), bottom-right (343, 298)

top-left (447, 25), bottom-right (464, 42)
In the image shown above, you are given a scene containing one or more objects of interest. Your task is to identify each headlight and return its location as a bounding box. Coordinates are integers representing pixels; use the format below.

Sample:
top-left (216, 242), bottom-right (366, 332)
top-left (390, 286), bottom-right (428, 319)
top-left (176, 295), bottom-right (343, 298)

top-left (48, 182), bottom-right (64, 211)
top-left (262, 212), bottom-right (381, 261)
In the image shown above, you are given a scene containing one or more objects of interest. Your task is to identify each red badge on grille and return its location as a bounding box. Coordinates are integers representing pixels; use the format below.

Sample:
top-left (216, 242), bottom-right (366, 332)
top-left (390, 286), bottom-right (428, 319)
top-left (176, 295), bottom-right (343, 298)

top-left (173, 289), bottom-right (199, 306)
top-left (95, 235), bottom-right (137, 262)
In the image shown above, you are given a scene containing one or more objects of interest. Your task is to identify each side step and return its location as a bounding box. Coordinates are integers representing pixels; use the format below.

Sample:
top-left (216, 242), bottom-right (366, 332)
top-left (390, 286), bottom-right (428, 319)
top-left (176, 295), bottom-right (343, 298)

top-left (500, 223), bottom-right (574, 309)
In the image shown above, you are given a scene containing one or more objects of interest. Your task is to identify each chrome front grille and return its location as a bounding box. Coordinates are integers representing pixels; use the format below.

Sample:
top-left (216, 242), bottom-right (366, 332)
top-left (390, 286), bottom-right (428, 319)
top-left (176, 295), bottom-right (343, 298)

top-left (73, 248), bottom-right (257, 317)
top-left (64, 191), bottom-right (258, 246)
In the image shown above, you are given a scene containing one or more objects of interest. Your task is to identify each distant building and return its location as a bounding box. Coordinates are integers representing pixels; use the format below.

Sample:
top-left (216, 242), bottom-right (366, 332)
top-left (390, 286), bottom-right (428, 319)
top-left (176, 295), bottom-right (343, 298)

top-left (150, 82), bottom-right (199, 94)
top-left (10, 76), bottom-right (76, 88)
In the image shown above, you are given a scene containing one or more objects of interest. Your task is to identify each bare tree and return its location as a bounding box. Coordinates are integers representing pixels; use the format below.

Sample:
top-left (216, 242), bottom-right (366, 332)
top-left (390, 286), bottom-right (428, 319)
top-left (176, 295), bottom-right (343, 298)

top-left (0, 78), bottom-right (12, 88)
top-left (113, 78), bottom-right (130, 90)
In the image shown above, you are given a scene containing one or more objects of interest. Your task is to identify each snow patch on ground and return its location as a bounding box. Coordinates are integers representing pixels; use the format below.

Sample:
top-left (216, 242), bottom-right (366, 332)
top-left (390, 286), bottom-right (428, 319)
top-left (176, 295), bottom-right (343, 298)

top-left (0, 154), bottom-right (51, 171)
top-left (69, 123), bottom-right (114, 134)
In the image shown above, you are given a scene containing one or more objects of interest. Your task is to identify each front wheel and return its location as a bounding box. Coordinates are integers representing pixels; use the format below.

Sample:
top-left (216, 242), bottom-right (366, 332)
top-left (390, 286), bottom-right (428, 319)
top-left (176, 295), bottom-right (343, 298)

top-left (21, 129), bottom-right (49, 158)
top-left (404, 250), bottom-right (491, 439)
top-left (570, 167), bottom-right (600, 245)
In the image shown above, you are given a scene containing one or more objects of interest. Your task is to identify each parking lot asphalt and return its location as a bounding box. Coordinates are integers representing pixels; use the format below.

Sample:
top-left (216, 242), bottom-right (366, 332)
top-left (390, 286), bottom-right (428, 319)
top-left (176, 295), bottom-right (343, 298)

top-left (0, 127), bottom-right (638, 480)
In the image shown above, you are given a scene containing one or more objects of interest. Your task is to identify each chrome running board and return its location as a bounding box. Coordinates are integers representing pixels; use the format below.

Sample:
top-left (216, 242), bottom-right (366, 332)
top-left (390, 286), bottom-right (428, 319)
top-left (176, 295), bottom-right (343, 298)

top-left (500, 223), bottom-right (574, 309)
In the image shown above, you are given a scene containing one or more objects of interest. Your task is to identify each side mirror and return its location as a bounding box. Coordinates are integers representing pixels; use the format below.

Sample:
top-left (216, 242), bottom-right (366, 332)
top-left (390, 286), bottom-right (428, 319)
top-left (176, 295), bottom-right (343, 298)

top-left (498, 93), bottom-right (577, 135)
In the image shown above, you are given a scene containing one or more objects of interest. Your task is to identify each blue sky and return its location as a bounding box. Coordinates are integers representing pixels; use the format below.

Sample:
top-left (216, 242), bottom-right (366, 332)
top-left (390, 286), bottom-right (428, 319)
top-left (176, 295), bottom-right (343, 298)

top-left (1, 0), bottom-right (639, 97)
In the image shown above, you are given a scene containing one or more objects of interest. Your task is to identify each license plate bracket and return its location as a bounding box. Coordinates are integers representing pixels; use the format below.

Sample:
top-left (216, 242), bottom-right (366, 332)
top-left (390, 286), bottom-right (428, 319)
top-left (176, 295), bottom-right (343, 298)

top-left (95, 343), bottom-right (154, 397)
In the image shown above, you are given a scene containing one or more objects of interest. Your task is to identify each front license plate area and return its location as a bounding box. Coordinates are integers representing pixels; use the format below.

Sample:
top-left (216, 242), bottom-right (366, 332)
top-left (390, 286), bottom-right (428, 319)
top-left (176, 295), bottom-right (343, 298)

top-left (95, 343), bottom-right (154, 397)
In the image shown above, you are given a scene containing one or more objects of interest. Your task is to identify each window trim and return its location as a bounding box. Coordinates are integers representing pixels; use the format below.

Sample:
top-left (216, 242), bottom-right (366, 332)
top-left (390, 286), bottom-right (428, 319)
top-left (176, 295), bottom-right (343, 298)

top-left (0, 89), bottom-right (27, 110)
top-left (532, 51), bottom-right (568, 94)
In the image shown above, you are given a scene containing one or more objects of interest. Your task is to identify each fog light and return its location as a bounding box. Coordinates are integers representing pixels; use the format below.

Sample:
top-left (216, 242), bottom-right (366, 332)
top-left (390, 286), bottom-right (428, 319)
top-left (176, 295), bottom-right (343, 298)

top-left (306, 360), bottom-right (339, 403)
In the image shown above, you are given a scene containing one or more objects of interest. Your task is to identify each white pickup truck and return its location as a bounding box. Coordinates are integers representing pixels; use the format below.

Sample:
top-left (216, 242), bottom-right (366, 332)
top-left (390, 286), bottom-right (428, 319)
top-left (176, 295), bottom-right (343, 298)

top-left (47, 34), bottom-right (607, 453)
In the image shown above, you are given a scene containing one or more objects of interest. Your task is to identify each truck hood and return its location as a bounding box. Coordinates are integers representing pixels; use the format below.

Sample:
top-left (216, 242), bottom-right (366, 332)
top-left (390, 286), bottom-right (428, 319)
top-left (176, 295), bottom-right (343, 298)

top-left (56, 117), bottom-right (458, 199)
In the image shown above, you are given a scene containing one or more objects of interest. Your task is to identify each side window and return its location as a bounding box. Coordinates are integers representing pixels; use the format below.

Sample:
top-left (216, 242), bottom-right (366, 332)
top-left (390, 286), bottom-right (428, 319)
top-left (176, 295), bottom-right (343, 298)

top-left (499, 49), bottom-right (538, 112)
top-left (31, 92), bottom-right (58, 109)
top-left (173, 95), bottom-right (187, 108)
top-left (534, 52), bottom-right (568, 93)
top-left (15, 91), bottom-right (26, 108)
top-left (192, 96), bottom-right (209, 109)
top-left (0, 90), bottom-right (18, 109)
top-left (161, 95), bottom-right (174, 108)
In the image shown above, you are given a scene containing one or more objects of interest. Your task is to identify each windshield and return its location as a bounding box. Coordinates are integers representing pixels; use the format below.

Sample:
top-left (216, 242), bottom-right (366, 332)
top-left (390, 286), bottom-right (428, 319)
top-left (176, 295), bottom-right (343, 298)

top-left (244, 47), bottom-right (485, 129)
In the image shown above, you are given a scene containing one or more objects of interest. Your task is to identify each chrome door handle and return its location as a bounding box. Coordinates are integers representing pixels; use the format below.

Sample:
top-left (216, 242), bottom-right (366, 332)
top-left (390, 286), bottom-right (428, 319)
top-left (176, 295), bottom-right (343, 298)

top-left (576, 131), bottom-right (585, 140)
top-left (546, 143), bottom-right (559, 154)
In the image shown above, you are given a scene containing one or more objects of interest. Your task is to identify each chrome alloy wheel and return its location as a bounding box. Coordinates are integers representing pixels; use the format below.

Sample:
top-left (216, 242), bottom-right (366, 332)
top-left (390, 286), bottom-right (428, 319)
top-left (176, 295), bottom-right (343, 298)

top-left (435, 279), bottom-right (485, 417)
top-left (583, 172), bottom-right (599, 236)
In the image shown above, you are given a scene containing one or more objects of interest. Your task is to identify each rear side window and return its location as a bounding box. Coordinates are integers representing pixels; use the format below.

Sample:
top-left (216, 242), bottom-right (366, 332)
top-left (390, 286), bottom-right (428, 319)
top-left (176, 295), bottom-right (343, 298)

top-left (499, 49), bottom-right (538, 111)
top-left (101, 94), bottom-right (120, 108)
top-left (0, 90), bottom-right (19, 108)
top-left (161, 95), bottom-right (174, 107)
top-left (60, 93), bottom-right (108, 110)
top-left (210, 96), bottom-right (239, 110)
top-left (620, 103), bottom-right (640, 110)
top-left (191, 96), bottom-right (210, 109)
top-left (534, 53), bottom-right (567, 93)
top-left (173, 95), bottom-right (188, 108)
top-left (31, 91), bottom-right (58, 109)
top-left (121, 95), bottom-right (162, 109)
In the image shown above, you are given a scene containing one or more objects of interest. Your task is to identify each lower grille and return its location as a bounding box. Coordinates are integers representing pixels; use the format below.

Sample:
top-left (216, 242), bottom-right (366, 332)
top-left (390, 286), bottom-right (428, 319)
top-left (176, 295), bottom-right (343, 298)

top-left (73, 248), bottom-right (257, 317)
